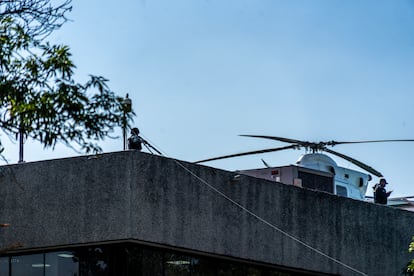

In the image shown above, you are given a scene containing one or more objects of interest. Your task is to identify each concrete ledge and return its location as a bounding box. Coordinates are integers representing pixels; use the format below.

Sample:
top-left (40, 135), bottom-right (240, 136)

top-left (0, 151), bottom-right (413, 275)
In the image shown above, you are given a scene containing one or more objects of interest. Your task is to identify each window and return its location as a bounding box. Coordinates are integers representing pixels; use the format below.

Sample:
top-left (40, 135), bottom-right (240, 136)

top-left (165, 253), bottom-right (191, 275)
top-left (0, 257), bottom-right (9, 275)
top-left (11, 253), bottom-right (44, 276)
top-left (1, 243), bottom-right (328, 275)
top-left (336, 185), bottom-right (348, 197)
top-left (45, 251), bottom-right (79, 276)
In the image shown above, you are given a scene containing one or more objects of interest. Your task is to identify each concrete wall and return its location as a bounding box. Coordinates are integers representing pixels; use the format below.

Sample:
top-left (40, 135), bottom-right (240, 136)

top-left (0, 151), bottom-right (413, 275)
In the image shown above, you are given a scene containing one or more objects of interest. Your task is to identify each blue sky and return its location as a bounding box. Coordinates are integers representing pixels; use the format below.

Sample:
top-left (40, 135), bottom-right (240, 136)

top-left (2, 0), bottom-right (414, 197)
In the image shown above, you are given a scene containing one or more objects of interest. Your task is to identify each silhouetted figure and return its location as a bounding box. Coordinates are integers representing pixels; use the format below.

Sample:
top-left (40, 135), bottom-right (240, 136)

top-left (373, 178), bottom-right (392, 204)
top-left (128, 128), bottom-right (142, 150)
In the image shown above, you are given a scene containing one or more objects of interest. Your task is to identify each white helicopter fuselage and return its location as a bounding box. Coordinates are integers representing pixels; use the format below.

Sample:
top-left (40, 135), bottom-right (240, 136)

top-left (296, 153), bottom-right (370, 200)
top-left (240, 153), bottom-right (370, 200)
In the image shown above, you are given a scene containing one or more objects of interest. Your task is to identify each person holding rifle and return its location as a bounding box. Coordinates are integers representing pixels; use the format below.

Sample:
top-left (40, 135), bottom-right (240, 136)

top-left (128, 127), bottom-right (162, 155)
top-left (128, 128), bottom-right (143, 151)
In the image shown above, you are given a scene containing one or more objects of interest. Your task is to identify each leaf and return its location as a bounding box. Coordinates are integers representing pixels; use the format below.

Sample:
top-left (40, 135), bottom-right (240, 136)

top-left (0, 15), bottom-right (128, 161)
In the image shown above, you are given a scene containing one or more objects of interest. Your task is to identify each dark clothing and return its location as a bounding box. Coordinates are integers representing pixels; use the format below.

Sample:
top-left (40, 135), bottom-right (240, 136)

top-left (128, 134), bottom-right (142, 150)
top-left (374, 186), bottom-right (388, 204)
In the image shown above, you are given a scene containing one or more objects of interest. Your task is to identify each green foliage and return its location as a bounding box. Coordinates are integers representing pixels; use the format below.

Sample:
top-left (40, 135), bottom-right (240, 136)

top-left (0, 11), bottom-right (132, 157)
top-left (407, 237), bottom-right (414, 275)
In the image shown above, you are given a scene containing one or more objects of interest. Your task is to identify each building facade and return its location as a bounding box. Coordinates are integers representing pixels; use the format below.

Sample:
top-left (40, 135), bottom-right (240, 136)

top-left (0, 151), bottom-right (413, 275)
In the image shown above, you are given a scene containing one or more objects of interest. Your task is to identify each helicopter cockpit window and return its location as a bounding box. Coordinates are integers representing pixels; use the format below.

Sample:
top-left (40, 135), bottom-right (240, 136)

top-left (336, 186), bottom-right (348, 197)
top-left (359, 177), bottom-right (364, 187)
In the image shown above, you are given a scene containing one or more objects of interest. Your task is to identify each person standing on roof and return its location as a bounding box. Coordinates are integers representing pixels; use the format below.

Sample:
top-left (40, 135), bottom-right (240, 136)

top-left (373, 178), bottom-right (392, 204)
top-left (128, 127), bottom-right (143, 151)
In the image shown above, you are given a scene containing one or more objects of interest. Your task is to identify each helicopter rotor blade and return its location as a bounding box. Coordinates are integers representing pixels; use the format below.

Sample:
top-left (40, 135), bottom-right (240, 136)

top-left (195, 144), bottom-right (299, 164)
top-left (239, 135), bottom-right (306, 145)
top-left (323, 148), bottom-right (383, 177)
top-left (196, 135), bottom-right (412, 175)
top-left (327, 139), bottom-right (414, 146)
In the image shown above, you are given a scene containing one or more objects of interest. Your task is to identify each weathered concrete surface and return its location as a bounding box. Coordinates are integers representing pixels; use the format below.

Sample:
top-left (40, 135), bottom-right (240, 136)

top-left (0, 151), bottom-right (413, 275)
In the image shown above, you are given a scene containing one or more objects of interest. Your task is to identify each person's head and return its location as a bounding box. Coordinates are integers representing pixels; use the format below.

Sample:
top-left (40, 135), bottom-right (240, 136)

top-left (131, 128), bottom-right (139, 135)
top-left (379, 178), bottom-right (388, 187)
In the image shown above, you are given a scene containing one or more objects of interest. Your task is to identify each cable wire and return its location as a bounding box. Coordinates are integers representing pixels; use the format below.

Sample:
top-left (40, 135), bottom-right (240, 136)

top-left (135, 137), bottom-right (368, 276)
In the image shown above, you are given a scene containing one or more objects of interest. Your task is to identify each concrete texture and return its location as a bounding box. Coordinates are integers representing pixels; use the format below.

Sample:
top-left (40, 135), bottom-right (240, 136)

top-left (0, 151), bottom-right (413, 275)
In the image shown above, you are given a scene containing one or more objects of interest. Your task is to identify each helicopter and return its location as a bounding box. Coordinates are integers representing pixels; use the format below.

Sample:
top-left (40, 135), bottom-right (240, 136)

top-left (195, 135), bottom-right (414, 200)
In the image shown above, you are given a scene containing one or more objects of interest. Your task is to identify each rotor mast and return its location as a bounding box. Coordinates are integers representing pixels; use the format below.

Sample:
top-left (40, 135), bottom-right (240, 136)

top-left (195, 135), bottom-right (414, 178)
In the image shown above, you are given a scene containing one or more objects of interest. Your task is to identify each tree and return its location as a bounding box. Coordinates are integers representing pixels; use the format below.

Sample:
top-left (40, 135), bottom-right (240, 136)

top-left (408, 237), bottom-right (414, 275)
top-left (0, 0), bottom-right (72, 37)
top-left (0, 1), bottom-right (132, 160)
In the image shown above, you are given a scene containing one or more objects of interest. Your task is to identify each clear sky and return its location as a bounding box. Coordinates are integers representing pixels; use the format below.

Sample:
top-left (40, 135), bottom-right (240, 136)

top-left (2, 0), bottom-right (414, 197)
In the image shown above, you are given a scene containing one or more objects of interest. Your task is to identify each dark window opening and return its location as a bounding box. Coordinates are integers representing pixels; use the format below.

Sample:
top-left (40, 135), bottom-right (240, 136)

top-left (336, 186), bottom-right (348, 197)
top-left (0, 243), bottom-right (331, 276)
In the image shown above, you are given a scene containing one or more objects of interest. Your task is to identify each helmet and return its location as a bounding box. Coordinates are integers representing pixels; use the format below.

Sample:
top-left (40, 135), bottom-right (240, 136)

top-left (131, 128), bottom-right (139, 135)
